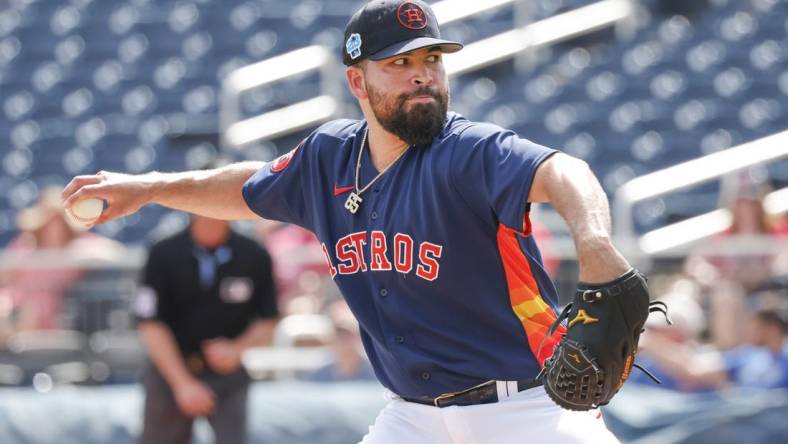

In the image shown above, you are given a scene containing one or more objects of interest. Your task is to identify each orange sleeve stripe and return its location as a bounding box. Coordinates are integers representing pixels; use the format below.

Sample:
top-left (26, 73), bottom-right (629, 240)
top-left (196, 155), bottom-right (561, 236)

top-left (497, 224), bottom-right (565, 366)
top-left (497, 227), bottom-right (540, 302)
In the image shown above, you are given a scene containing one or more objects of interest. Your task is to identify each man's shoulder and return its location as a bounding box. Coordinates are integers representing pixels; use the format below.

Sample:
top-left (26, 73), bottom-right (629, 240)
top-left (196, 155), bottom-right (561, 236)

top-left (294, 119), bottom-right (362, 159)
top-left (312, 118), bottom-right (363, 143)
top-left (442, 112), bottom-right (509, 144)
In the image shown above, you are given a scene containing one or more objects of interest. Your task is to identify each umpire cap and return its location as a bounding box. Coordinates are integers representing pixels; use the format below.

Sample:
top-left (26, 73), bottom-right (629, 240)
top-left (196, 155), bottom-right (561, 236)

top-left (343, 0), bottom-right (463, 66)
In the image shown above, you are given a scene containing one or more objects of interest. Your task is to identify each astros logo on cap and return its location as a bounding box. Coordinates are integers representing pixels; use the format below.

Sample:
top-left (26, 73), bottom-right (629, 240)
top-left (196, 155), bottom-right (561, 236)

top-left (397, 2), bottom-right (428, 30)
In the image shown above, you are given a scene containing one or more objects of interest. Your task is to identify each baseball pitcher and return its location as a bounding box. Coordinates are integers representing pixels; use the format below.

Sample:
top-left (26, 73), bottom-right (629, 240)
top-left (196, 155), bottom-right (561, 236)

top-left (63, 1), bottom-right (668, 442)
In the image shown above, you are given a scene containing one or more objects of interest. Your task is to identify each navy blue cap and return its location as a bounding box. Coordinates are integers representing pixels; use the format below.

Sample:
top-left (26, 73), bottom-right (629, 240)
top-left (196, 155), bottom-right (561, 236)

top-left (343, 0), bottom-right (463, 66)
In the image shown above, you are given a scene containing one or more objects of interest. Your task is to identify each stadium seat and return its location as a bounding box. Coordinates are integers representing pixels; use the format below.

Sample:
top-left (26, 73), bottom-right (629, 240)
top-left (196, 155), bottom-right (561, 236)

top-left (87, 329), bottom-right (146, 383)
top-left (1, 330), bottom-right (90, 386)
top-left (0, 0), bottom-right (786, 240)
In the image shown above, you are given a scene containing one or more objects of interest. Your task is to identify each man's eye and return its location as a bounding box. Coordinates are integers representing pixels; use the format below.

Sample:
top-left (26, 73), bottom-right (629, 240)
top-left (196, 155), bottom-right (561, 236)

top-left (393, 58), bottom-right (406, 65)
top-left (428, 55), bottom-right (440, 62)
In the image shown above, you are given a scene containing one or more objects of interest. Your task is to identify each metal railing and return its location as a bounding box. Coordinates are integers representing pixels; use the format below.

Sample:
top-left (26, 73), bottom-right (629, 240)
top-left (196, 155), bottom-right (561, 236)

top-left (219, 0), bottom-right (523, 149)
top-left (219, 0), bottom-right (634, 149)
top-left (613, 130), bottom-right (788, 255)
top-left (443, 0), bottom-right (632, 76)
top-left (220, 46), bottom-right (340, 148)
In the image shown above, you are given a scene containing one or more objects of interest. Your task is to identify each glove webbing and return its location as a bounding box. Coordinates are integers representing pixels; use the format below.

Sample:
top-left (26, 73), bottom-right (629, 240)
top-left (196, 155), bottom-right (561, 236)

top-left (538, 299), bottom-right (672, 384)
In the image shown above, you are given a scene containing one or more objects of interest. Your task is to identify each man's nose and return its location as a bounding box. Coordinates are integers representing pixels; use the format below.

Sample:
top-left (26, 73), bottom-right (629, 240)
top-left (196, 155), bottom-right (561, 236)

top-left (411, 64), bottom-right (433, 86)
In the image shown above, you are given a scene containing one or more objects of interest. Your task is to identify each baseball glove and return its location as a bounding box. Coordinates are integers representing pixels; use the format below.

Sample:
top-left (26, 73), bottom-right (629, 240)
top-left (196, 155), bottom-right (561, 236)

top-left (537, 268), bottom-right (670, 411)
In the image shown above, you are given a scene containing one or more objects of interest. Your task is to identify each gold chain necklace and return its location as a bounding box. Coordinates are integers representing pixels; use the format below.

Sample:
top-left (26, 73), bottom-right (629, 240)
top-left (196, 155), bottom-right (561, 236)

top-left (344, 128), bottom-right (410, 215)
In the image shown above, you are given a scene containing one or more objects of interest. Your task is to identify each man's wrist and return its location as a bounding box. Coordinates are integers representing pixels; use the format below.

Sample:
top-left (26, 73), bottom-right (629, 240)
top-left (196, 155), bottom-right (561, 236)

top-left (574, 233), bottom-right (614, 252)
top-left (169, 372), bottom-right (199, 392)
top-left (144, 171), bottom-right (164, 205)
top-left (576, 236), bottom-right (631, 283)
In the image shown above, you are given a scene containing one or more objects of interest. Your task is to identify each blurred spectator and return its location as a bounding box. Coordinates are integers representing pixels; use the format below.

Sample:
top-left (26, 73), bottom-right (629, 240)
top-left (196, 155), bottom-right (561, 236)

top-left (254, 219), bottom-right (331, 302)
top-left (302, 300), bottom-right (376, 383)
top-left (282, 293), bottom-right (324, 316)
top-left (633, 278), bottom-right (715, 392)
top-left (0, 187), bottom-right (123, 334)
top-left (639, 308), bottom-right (788, 391)
top-left (135, 214), bottom-right (279, 444)
top-left (272, 313), bottom-right (334, 348)
top-left (685, 169), bottom-right (786, 293)
top-left (723, 309), bottom-right (788, 389)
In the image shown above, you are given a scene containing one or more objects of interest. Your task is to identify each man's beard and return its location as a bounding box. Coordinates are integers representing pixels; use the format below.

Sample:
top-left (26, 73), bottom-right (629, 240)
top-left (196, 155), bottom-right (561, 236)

top-left (367, 84), bottom-right (449, 147)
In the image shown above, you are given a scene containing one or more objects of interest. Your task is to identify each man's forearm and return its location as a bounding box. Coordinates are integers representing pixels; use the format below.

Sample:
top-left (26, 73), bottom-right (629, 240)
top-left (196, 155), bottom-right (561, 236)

top-left (138, 321), bottom-right (193, 388)
top-left (530, 153), bottom-right (630, 283)
top-left (148, 161), bottom-right (264, 220)
top-left (62, 161), bottom-right (264, 224)
top-left (234, 318), bottom-right (278, 351)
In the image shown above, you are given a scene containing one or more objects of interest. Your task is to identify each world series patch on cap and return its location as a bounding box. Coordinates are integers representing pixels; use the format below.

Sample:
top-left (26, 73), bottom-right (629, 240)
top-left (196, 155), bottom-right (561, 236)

top-left (342, 0), bottom-right (463, 66)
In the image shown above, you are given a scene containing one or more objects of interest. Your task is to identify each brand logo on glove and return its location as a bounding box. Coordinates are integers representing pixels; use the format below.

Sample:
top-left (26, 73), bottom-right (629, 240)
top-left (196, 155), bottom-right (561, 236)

top-left (617, 355), bottom-right (633, 389)
top-left (568, 309), bottom-right (599, 327)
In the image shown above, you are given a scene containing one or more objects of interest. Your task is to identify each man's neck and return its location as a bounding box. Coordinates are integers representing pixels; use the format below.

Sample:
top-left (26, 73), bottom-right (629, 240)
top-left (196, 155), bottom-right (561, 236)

top-left (365, 117), bottom-right (409, 173)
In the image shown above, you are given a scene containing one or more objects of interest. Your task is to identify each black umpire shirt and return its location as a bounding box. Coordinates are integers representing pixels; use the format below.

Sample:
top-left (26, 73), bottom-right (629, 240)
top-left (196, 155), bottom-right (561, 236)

top-left (135, 229), bottom-right (278, 358)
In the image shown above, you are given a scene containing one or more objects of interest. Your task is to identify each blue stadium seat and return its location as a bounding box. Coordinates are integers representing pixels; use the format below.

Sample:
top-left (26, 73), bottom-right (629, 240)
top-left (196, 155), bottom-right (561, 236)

top-left (1, 0), bottom-right (786, 243)
top-left (90, 133), bottom-right (139, 171)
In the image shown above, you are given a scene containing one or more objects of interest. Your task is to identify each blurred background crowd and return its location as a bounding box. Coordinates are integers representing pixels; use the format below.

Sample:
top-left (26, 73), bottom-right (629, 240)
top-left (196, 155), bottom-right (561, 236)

top-left (0, 0), bottom-right (786, 443)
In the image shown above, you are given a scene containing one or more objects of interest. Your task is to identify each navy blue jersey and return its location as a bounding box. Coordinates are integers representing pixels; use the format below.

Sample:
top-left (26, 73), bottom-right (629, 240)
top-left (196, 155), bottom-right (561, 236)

top-left (244, 112), bottom-right (564, 398)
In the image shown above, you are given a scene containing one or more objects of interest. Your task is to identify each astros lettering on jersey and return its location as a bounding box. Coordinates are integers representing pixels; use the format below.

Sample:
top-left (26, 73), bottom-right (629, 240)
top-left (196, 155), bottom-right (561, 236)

top-left (244, 112), bottom-right (565, 399)
top-left (321, 230), bottom-right (443, 281)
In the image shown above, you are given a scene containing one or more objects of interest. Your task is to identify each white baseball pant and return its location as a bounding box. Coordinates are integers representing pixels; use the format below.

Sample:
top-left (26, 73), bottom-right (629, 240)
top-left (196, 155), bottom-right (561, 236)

top-left (359, 382), bottom-right (620, 444)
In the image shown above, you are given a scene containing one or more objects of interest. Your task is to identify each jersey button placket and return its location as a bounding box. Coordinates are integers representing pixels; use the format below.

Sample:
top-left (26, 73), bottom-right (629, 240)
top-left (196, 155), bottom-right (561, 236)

top-left (379, 288), bottom-right (388, 297)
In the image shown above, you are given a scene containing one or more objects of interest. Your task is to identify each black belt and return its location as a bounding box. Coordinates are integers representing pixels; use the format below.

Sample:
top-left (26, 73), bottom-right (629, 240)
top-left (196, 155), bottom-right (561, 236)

top-left (401, 378), bottom-right (541, 408)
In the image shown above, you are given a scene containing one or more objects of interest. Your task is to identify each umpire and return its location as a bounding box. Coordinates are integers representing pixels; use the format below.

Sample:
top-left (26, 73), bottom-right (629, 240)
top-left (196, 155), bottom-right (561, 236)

top-left (134, 214), bottom-right (279, 444)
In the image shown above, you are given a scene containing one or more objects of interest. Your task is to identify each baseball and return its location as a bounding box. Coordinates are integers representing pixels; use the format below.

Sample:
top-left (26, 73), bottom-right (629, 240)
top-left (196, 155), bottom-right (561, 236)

top-left (67, 198), bottom-right (105, 226)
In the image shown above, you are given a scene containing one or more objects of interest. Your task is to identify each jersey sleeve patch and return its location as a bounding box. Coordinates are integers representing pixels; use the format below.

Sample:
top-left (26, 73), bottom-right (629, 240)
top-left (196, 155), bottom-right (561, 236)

top-left (271, 139), bottom-right (305, 173)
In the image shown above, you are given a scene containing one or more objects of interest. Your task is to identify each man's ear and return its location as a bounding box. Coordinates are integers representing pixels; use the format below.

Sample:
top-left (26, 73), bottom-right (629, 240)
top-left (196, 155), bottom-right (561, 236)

top-left (346, 66), bottom-right (368, 101)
